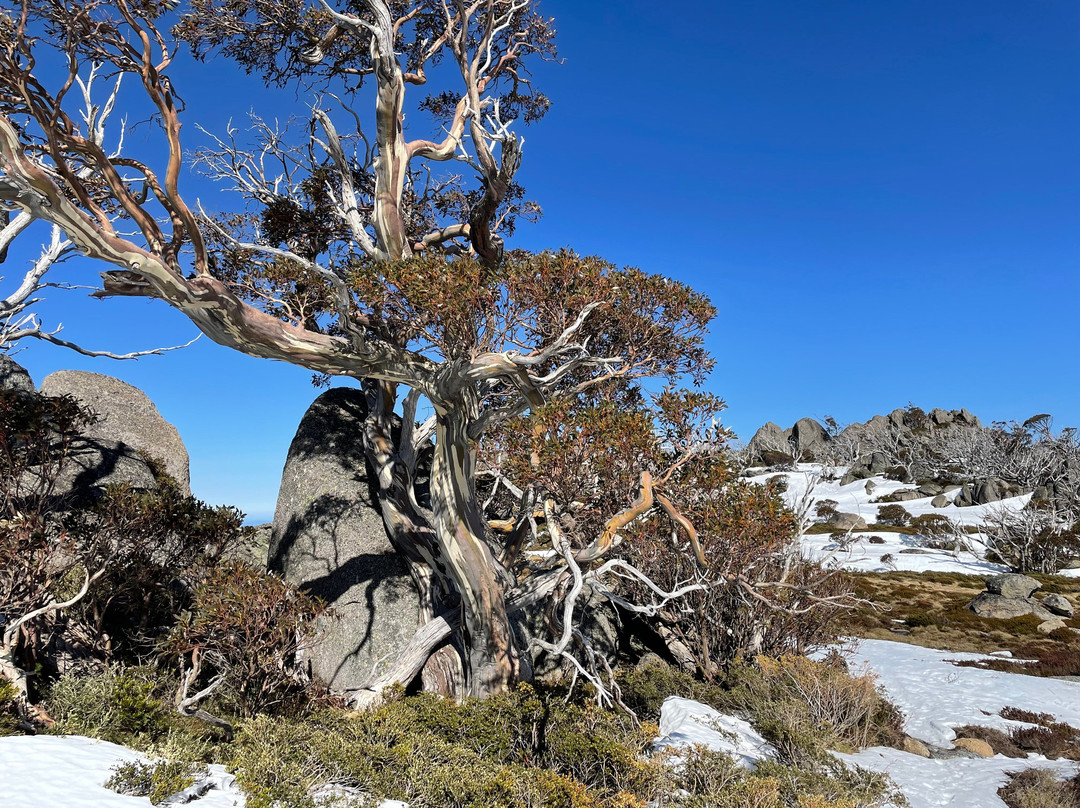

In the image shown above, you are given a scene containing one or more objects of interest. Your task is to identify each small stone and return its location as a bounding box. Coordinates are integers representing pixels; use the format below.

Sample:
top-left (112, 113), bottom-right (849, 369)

top-left (931, 495), bottom-right (949, 508)
top-left (1038, 619), bottom-right (1068, 635)
top-left (902, 736), bottom-right (931, 758)
top-left (953, 737), bottom-right (994, 758)
top-left (985, 574), bottom-right (1041, 599)
top-left (1042, 594), bottom-right (1074, 618)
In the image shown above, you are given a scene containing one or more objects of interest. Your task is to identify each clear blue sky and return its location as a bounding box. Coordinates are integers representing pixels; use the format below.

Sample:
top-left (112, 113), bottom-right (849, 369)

top-left (5, 0), bottom-right (1078, 523)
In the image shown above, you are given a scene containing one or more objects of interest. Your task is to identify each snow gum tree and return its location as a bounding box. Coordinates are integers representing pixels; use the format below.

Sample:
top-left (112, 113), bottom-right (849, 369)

top-left (0, 0), bottom-right (761, 701)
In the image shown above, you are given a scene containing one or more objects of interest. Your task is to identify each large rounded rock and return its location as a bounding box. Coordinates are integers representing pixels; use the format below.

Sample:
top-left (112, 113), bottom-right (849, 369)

top-left (985, 574), bottom-right (1041, 599)
top-left (747, 422), bottom-right (792, 465)
top-left (0, 355), bottom-right (34, 393)
top-left (268, 388), bottom-right (420, 693)
top-left (790, 417), bottom-right (830, 461)
top-left (968, 593), bottom-right (1053, 621)
top-left (828, 512), bottom-right (868, 532)
top-left (39, 371), bottom-right (189, 493)
top-left (1042, 594), bottom-right (1074, 618)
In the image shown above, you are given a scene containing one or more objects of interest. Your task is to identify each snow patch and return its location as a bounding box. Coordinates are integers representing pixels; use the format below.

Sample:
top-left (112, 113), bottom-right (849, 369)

top-left (654, 696), bottom-right (776, 769)
top-left (0, 735), bottom-right (243, 808)
top-left (842, 639), bottom-right (1080, 747)
top-left (836, 746), bottom-right (1077, 808)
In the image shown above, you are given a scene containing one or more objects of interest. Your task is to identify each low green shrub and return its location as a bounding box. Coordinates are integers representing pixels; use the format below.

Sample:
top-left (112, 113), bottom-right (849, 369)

top-left (0, 675), bottom-right (20, 736)
top-left (46, 666), bottom-right (170, 744)
top-left (721, 654), bottom-right (904, 762)
top-left (106, 759), bottom-right (203, 805)
top-left (226, 684), bottom-right (666, 808)
top-left (999, 768), bottom-right (1080, 808)
top-left (876, 504), bottom-right (911, 527)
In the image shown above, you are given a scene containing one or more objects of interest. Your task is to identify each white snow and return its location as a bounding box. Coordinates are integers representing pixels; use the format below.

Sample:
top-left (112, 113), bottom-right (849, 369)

top-left (0, 735), bottom-right (243, 808)
top-left (746, 464), bottom-right (1035, 575)
top-left (654, 696), bottom-right (776, 768)
top-left (835, 746), bottom-right (1077, 808)
top-left (835, 638), bottom-right (1080, 808)
top-left (841, 639), bottom-right (1080, 747)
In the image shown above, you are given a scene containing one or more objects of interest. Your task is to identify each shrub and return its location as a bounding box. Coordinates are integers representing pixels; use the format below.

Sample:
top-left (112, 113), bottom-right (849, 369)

top-left (106, 759), bottom-right (204, 805)
top-left (622, 469), bottom-right (844, 677)
top-left (227, 684), bottom-right (667, 808)
top-left (162, 561), bottom-right (329, 718)
top-left (68, 476), bottom-right (249, 660)
top-left (867, 536), bottom-right (885, 544)
top-left (0, 389), bottom-right (95, 697)
top-left (815, 500), bottom-right (839, 520)
top-left (909, 514), bottom-right (955, 537)
top-left (722, 654), bottom-right (904, 762)
top-left (999, 768), bottom-right (1080, 808)
top-left (875, 504), bottom-right (911, 527)
top-left (46, 666), bottom-right (170, 744)
top-left (1009, 722), bottom-right (1080, 760)
top-left (952, 725), bottom-right (1024, 757)
top-left (0, 674), bottom-right (20, 736)
top-left (1001, 706), bottom-right (1058, 725)
top-left (984, 505), bottom-right (1080, 574)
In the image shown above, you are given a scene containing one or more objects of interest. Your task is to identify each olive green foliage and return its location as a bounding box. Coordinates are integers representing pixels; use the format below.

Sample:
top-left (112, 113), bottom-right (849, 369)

top-left (162, 561), bottom-right (329, 718)
top-left (1000, 768), bottom-right (1080, 808)
top-left (721, 654), bottom-right (904, 762)
top-left (227, 684), bottom-right (664, 808)
top-left (875, 505), bottom-right (911, 528)
top-left (0, 674), bottom-right (20, 735)
top-left (43, 659), bottom-right (900, 808)
top-left (670, 745), bottom-right (894, 808)
top-left (47, 666), bottom-right (170, 744)
top-left (106, 759), bottom-right (202, 805)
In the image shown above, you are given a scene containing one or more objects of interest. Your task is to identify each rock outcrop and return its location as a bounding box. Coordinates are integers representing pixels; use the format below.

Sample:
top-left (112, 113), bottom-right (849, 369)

top-left (953, 478), bottom-right (1024, 508)
top-left (268, 388), bottom-right (420, 693)
top-left (0, 355), bottom-right (34, 393)
top-left (40, 370), bottom-right (190, 494)
top-left (790, 417), bottom-right (830, 461)
top-left (1042, 593), bottom-right (1074, 618)
top-left (828, 512), bottom-right (868, 532)
top-left (968, 574), bottom-right (1054, 621)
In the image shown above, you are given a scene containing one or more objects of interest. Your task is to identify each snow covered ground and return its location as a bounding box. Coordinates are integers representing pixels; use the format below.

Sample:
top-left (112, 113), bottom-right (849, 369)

top-left (654, 638), bottom-right (1080, 808)
top-left (0, 735), bottom-right (243, 808)
top-left (838, 639), bottom-right (1080, 808)
top-left (843, 639), bottom-right (1080, 747)
top-left (655, 696), bottom-right (776, 768)
top-left (745, 464), bottom-right (1050, 576)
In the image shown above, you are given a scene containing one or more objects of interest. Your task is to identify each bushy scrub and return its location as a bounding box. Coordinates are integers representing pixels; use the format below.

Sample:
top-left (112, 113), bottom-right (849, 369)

top-left (875, 504), bottom-right (911, 528)
top-left (0, 674), bottom-right (20, 735)
top-left (162, 561), bottom-right (329, 719)
top-left (226, 684), bottom-right (666, 808)
top-left (908, 513), bottom-right (954, 537)
top-left (46, 666), bottom-right (170, 744)
top-left (721, 654), bottom-right (904, 761)
top-left (815, 500), bottom-right (839, 520)
top-left (622, 465), bottom-right (844, 676)
top-left (1000, 768), bottom-right (1080, 808)
top-left (68, 474), bottom-right (249, 660)
top-left (106, 759), bottom-right (203, 805)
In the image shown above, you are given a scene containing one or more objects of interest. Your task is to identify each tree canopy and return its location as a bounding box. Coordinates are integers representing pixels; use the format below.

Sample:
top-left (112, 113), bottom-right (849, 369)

top-left (0, 1), bottom-right (828, 703)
